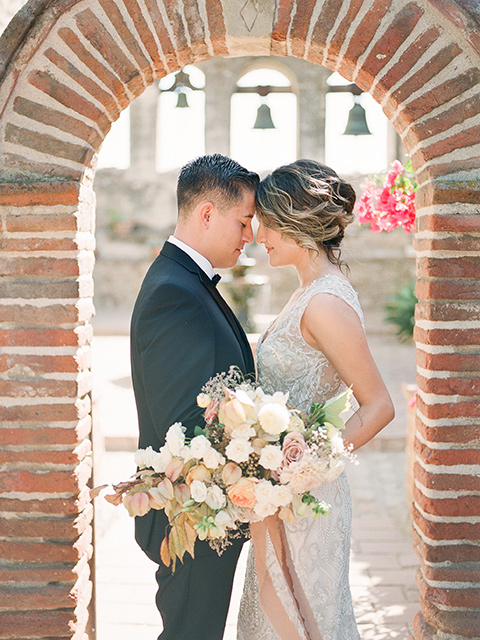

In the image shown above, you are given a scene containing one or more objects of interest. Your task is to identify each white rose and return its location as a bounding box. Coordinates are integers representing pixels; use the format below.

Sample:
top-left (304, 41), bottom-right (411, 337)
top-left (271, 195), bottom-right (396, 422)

top-left (258, 444), bottom-right (283, 471)
top-left (179, 445), bottom-right (194, 462)
top-left (190, 480), bottom-right (208, 503)
top-left (273, 484), bottom-right (293, 507)
top-left (255, 480), bottom-right (276, 505)
top-left (202, 447), bottom-right (225, 470)
top-left (225, 438), bottom-right (253, 463)
top-left (205, 485), bottom-right (227, 510)
top-left (253, 501), bottom-right (278, 519)
top-left (258, 403), bottom-right (290, 435)
top-left (197, 393), bottom-right (212, 408)
top-left (190, 435), bottom-right (211, 459)
top-left (135, 446), bottom-right (155, 468)
top-left (165, 422), bottom-right (186, 456)
top-left (150, 446), bottom-right (172, 473)
top-left (231, 423), bottom-right (256, 439)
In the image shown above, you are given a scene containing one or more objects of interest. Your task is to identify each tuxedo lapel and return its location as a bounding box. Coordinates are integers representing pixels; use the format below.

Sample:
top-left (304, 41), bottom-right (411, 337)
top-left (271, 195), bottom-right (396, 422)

top-left (160, 242), bottom-right (255, 375)
top-left (198, 270), bottom-right (255, 375)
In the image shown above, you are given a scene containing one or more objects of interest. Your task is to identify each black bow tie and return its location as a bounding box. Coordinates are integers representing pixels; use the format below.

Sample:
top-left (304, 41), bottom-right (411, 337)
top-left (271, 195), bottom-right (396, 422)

top-left (211, 274), bottom-right (221, 286)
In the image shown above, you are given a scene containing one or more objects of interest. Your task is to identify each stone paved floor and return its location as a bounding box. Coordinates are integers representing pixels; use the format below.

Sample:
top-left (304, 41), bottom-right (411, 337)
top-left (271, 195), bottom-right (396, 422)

top-left (93, 334), bottom-right (419, 639)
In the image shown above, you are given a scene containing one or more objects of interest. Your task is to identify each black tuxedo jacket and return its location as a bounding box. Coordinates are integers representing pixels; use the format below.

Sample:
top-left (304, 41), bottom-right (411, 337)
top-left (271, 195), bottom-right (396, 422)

top-left (130, 242), bottom-right (255, 563)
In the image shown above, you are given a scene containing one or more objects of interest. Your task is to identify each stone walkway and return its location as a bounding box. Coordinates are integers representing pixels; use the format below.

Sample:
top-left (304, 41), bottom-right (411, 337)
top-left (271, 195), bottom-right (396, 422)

top-left (92, 334), bottom-right (418, 640)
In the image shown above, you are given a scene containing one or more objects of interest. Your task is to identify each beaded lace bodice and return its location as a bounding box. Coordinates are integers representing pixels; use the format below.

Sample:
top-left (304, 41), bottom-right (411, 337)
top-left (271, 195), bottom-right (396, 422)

top-left (257, 274), bottom-right (364, 412)
top-left (237, 274), bottom-right (363, 640)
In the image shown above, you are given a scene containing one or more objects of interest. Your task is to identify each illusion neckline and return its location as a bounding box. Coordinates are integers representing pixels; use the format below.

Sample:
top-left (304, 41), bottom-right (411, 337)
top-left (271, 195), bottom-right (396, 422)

top-left (259, 273), bottom-right (350, 347)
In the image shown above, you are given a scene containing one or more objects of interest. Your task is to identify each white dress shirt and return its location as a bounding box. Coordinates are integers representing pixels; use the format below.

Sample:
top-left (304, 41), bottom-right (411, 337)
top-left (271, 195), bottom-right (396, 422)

top-left (167, 235), bottom-right (215, 280)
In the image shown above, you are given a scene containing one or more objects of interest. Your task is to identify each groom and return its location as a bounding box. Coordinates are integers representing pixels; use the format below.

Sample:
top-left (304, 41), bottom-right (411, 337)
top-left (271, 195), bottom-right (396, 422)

top-left (130, 154), bottom-right (259, 639)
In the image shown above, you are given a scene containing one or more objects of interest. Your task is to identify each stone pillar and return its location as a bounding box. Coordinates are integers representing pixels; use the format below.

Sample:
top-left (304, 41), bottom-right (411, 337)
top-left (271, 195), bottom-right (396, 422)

top-left (295, 62), bottom-right (329, 162)
top-left (202, 59), bottom-right (235, 156)
top-left (128, 83), bottom-right (158, 179)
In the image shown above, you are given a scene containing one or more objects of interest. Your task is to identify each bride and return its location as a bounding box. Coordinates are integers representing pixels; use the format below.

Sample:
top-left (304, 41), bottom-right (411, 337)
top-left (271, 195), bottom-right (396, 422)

top-left (237, 159), bottom-right (395, 640)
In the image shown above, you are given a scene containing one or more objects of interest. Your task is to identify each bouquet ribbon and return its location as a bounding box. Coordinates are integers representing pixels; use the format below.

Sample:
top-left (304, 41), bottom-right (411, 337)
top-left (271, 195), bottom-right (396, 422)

top-left (250, 516), bottom-right (323, 640)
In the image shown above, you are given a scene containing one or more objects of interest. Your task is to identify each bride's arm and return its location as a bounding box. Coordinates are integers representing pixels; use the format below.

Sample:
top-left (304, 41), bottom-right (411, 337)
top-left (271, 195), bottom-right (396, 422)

top-left (301, 293), bottom-right (395, 451)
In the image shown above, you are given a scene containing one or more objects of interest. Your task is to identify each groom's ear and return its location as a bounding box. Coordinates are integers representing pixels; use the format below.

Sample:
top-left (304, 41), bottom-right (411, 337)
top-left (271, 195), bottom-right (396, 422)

top-left (198, 201), bottom-right (215, 229)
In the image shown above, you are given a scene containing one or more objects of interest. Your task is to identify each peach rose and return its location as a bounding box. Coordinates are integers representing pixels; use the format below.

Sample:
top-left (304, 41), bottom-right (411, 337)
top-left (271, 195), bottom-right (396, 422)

top-left (185, 464), bottom-right (211, 486)
top-left (282, 432), bottom-right (307, 469)
top-left (227, 478), bottom-right (257, 509)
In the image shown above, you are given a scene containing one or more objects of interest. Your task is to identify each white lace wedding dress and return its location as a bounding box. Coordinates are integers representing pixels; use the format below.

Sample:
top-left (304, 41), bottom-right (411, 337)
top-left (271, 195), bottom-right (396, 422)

top-left (237, 274), bottom-right (362, 640)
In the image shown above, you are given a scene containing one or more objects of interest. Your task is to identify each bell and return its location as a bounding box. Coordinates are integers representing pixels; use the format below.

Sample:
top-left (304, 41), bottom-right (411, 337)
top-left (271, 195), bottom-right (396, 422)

top-left (253, 103), bottom-right (275, 129)
top-left (343, 101), bottom-right (371, 135)
top-left (175, 90), bottom-right (189, 108)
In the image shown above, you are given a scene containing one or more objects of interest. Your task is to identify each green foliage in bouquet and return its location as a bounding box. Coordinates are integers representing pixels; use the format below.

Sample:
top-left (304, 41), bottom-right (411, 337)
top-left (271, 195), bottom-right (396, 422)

top-left (384, 281), bottom-right (417, 342)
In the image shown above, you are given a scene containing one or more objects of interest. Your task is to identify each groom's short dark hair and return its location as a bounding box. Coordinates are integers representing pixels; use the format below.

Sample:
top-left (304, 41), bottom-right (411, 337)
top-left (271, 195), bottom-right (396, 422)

top-left (177, 154), bottom-right (259, 218)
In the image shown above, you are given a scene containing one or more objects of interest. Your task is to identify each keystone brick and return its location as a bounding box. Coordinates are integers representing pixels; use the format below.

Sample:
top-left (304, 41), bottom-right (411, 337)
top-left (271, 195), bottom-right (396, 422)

top-left (75, 9), bottom-right (145, 95)
top-left (96, 0), bottom-right (153, 84)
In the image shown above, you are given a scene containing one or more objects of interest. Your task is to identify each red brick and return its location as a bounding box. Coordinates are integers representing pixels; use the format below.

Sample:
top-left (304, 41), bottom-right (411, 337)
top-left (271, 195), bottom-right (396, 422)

top-left (412, 125), bottom-right (480, 167)
top-left (433, 0), bottom-right (480, 56)
top-left (417, 255), bottom-right (480, 279)
top-left (0, 182), bottom-right (79, 207)
top-left (0, 278), bottom-right (89, 299)
top-left (415, 421), bottom-right (480, 446)
top-left (415, 278), bottom-right (480, 303)
top-left (97, 0), bottom-right (153, 84)
top-left (416, 154), bottom-right (480, 183)
top-left (417, 374), bottom-right (480, 397)
top-left (421, 597), bottom-right (480, 638)
top-left (414, 325), bottom-right (480, 347)
top-left (0, 399), bottom-right (90, 423)
top-left (0, 328), bottom-right (80, 347)
top-left (0, 353), bottom-right (89, 375)
top-left (272, 0), bottom-right (293, 55)
top-left (414, 484), bottom-right (480, 517)
top-left (414, 461), bottom-right (480, 492)
top-left (74, 9), bottom-right (145, 94)
top-left (204, 0), bottom-right (228, 57)
top-left (395, 67), bottom-right (480, 130)
top-left (0, 512), bottom-right (91, 539)
top-left (0, 256), bottom-right (83, 278)
top-left (0, 442), bottom-right (91, 467)
top-left (416, 395), bottom-right (480, 420)
top-left (162, 0), bottom-right (194, 68)
top-left (4, 212), bottom-right (78, 233)
top-left (406, 95), bottom-right (480, 144)
top-left (0, 488), bottom-right (90, 515)
top-left (415, 301), bottom-right (480, 323)
top-left (289, 0), bottom-right (318, 57)
top-left (0, 303), bottom-right (88, 326)
top-left (0, 236), bottom-right (79, 252)
top-left (143, 0), bottom-right (179, 68)
top-left (0, 379), bottom-right (79, 399)
top-left (13, 96), bottom-right (102, 150)
top-left (0, 583), bottom-right (79, 610)
top-left (413, 527), bottom-right (480, 563)
top-left (389, 42), bottom-right (461, 110)
top-left (183, 0), bottom-right (209, 59)
top-left (0, 527), bottom-right (92, 564)
top-left (414, 235), bottom-right (480, 253)
top-left (339, 0), bottom-right (390, 78)
top-left (372, 27), bottom-right (441, 103)
top-left (414, 439), bottom-right (480, 466)
top-left (0, 609), bottom-right (75, 637)
top-left (323, 0), bottom-right (364, 68)
top-left (3, 152), bottom-right (84, 181)
top-left (412, 612), bottom-right (436, 640)
top-left (416, 348), bottom-right (480, 374)
top-left (357, 3), bottom-right (424, 87)
top-left (0, 417), bottom-right (91, 446)
top-left (414, 505), bottom-right (480, 541)
top-left (0, 466), bottom-right (90, 494)
top-left (0, 563), bottom-right (78, 585)
top-left (120, 0), bottom-right (165, 72)
top-left (309, 0), bottom-right (347, 62)
top-left (417, 569), bottom-right (480, 607)
top-left (58, 27), bottom-right (130, 108)
top-left (28, 70), bottom-right (108, 129)
top-left (420, 557), bottom-right (480, 583)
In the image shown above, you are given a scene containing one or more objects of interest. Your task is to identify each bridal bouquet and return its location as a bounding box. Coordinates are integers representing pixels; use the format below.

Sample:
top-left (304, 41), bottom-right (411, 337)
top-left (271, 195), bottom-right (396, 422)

top-left (92, 368), bottom-right (353, 571)
top-left (355, 159), bottom-right (416, 234)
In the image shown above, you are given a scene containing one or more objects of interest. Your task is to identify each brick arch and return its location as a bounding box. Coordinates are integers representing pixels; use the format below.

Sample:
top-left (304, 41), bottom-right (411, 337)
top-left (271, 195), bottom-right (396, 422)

top-left (0, 1), bottom-right (479, 639)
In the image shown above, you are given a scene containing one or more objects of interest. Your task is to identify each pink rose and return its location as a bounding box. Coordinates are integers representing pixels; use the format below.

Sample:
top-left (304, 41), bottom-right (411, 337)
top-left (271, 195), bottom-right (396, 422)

top-left (204, 398), bottom-right (219, 425)
top-left (282, 432), bottom-right (307, 469)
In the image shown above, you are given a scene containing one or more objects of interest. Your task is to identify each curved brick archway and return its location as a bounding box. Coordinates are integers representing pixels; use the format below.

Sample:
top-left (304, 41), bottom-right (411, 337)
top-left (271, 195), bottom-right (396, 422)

top-left (0, 1), bottom-right (479, 639)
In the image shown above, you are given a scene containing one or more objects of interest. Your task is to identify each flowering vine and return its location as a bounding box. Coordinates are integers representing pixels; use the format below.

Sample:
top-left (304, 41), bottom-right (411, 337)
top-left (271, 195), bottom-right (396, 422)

top-left (355, 160), bottom-right (417, 234)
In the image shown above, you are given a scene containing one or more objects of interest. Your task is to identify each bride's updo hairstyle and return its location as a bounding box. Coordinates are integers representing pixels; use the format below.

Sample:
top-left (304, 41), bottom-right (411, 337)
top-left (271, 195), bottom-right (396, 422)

top-left (256, 159), bottom-right (356, 269)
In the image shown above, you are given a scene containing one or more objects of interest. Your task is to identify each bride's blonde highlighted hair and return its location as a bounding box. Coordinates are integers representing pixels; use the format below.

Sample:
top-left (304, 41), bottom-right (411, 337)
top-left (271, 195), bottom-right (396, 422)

top-left (256, 159), bottom-right (356, 269)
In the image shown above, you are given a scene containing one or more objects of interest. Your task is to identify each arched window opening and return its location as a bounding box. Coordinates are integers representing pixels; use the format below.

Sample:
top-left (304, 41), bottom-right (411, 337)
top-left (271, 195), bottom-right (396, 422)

top-left (325, 72), bottom-right (389, 175)
top-left (231, 68), bottom-right (297, 173)
top-left (97, 106), bottom-right (131, 170)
